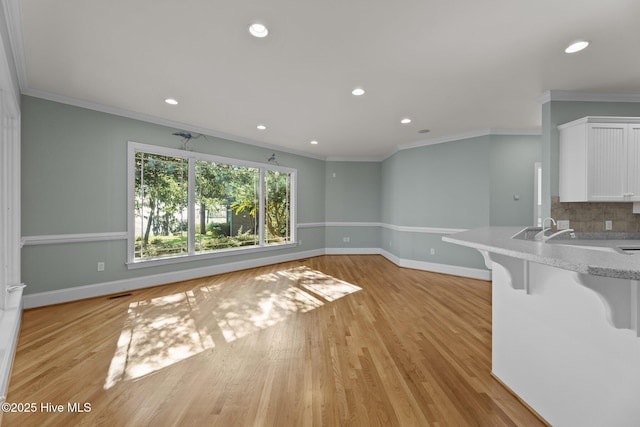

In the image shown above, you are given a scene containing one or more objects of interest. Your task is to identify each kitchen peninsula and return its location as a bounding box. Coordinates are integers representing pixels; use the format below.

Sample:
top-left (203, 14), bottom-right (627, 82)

top-left (444, 227), bottom-right (640, 427)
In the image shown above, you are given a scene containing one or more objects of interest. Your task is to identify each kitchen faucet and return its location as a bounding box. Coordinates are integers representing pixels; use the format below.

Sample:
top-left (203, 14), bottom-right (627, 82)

top-left (535, 217), bottom-right (557, 240)
top-left (543, 228), bottom-right (576, 241)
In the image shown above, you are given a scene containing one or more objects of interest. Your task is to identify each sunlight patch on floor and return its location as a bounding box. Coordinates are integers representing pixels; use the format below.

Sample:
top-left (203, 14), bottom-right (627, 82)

top-left (204, 266), bottom-right (361, 342)
top-left (103, 291), bottom-right (214, 389)
top-left (293, 267), bottom-right (363, 302)
top-left (104, 266), bottom-right (361, 389)
top-left (206, 285), bottom-right (324, 342)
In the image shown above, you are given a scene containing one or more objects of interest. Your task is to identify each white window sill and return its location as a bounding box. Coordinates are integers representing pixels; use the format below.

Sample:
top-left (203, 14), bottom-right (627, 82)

top-left (126, 242), bottom-right (298, 270)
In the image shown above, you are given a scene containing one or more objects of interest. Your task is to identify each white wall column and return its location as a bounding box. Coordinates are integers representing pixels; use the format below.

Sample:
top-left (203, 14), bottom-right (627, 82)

top-left (0, 102), bottom-right (22, 309)
top-left (0, 0), bottom-right (23, 401)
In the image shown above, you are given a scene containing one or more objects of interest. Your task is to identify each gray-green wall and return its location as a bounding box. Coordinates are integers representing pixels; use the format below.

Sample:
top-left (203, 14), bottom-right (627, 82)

top-left (490, 135), bottom-right (541, 226)
top-left (324, 161), bottom-right (381, 249)
top-left (381, 134), bottom-right (540, 270)
top-left (382, 137), bottom-right (492, 228)
top-left (21, 95), bottom-right (541, 295)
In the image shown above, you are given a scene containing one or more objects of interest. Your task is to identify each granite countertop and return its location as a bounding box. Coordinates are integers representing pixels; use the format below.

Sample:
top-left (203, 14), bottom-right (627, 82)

top-left (442, 227), bottom-right (640, 280)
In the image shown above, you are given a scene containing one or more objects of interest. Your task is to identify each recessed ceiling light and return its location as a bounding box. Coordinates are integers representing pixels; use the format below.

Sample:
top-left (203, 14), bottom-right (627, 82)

top-left (418, 129), bottom-right (430, 134)
top-left (164, 98), bottom-right (178, 105)
top-left (310, 140), bottom-right (319, 145)
top-left (565, 40), bottom-right (589, 53)
top-left (257, 124), bottom-right (266, 130)
top-left (249, 23), bottom-right (268, 38)
top-left (351, 88), bottom-right (365, 96)
top-left (401, 118), bottom-right (412, 124)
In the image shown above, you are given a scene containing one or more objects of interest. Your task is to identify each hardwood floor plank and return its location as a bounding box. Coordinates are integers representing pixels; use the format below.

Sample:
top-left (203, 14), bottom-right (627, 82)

top-left (4, 255), bottom-right (546, 426)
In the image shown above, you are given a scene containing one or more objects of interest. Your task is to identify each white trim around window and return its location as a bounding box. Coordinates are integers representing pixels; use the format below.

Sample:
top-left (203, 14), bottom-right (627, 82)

top-left (127, 141), bottom-right (297, 269)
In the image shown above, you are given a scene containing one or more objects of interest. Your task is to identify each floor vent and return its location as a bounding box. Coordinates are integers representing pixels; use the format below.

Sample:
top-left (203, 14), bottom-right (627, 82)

top-left (108, 293), bottom-right (132, 300)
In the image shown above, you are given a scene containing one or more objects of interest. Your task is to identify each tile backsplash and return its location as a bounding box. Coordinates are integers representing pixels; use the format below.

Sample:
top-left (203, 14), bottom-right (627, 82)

top-left (551, 197), bottom-right (640, 232)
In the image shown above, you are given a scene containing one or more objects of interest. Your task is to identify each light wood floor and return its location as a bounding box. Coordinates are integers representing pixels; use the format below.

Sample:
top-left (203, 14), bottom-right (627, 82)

top-left (5, 255), bottom-right (544, 426)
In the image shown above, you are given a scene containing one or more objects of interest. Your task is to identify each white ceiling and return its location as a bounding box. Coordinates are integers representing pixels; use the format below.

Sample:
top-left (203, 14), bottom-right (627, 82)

top-left (9, 0), bottom-right (640, 159)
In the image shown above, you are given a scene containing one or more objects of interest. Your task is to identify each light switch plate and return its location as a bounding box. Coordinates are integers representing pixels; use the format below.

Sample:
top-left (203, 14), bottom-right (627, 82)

top-left (557, 220), bottom-right (570, 230)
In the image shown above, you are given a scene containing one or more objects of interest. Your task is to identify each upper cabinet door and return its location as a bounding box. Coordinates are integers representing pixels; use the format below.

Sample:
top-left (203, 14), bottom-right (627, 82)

top-left (559, 117), bottom-right (640, 202)
top-left (587, 123), bottom-right (627, 201)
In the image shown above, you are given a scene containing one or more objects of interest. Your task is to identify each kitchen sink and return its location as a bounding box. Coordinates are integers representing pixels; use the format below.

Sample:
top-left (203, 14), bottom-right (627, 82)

top-left (511, 226), bottom-right (543, 240)
top-left (512, 226), bottom-right (640, 254)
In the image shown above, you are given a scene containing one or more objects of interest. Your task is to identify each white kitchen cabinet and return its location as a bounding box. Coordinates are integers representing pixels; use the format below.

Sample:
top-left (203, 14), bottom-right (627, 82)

top-left (559, 117), bottom-right (640, 202)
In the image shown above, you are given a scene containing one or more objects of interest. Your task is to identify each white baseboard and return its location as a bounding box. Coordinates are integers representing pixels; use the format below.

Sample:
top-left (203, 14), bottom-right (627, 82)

top-left (325, 247), bottom-right (381, 255)
top-left (23, 248), bottom-right (490, 308)
top-left (379, 249), bottom-right (491, 281)
top-left (0, 306), bottom-right (22, 399)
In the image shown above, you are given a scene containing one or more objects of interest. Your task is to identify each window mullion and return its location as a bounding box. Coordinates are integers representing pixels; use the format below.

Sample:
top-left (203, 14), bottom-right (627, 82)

top-left (132, 150), bottom-right (141, 261)
top-left (188, 158), bottom-right (196, 255)
top-left (286, 173), bottom-right (291, 242)
top-left (259, 168), bottom-right (265, 246)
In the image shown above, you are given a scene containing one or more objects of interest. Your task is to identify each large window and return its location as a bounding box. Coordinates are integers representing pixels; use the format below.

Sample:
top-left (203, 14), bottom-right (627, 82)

top-left (128, 142), bottom-right (296, 266)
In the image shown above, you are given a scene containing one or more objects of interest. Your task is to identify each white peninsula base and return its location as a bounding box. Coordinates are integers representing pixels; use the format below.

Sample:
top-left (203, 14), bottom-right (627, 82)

top-left (489, 256), bottom-right (640, 426)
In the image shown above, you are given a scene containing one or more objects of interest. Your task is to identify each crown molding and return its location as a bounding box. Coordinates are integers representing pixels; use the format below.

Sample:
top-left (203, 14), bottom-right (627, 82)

top-left (325, 156), bottom-right (385, 162)
top-left (557, 116), bottom-right (640, 130)
top-left (22, 88), bottom-right (544, 164)
top-left (19, 88), bottom-right (540, 165)
top-left (23, 88), bottom-right (328, 161)
top-left (537, 90), bottom-right (640, 105)
top-left (382, 127), bottom-right (542, 160)
top-left (488, 128), bottom-right (541, 136)
top-left (382, 146), bottom-right (400, 160)
top-left (397, 129), bottom-right (492, 153)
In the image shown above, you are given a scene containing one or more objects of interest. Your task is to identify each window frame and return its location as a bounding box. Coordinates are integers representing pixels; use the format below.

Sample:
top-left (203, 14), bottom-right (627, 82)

top-left (127, 141), bottom-right (297, 269)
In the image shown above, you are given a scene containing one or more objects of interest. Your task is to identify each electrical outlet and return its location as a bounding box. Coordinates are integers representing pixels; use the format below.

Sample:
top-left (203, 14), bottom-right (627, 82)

top-left (343, 237), bottom-right (350, 243)
top-left (298, 240), bottom-right (302, 246)
top-left (430, 248), bottom-right (435, 255)
top-left (557, 220), bottom-right (570, 230)
top-left (97, 262), bottom-right (105, 272)
top-left (605, 220), bottom-right (613, 231)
